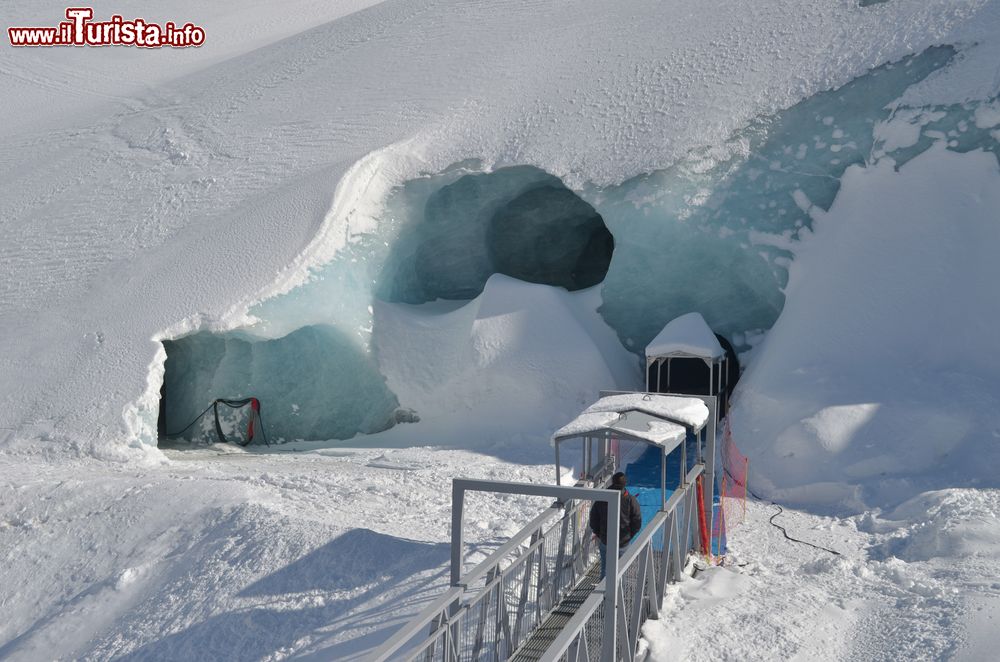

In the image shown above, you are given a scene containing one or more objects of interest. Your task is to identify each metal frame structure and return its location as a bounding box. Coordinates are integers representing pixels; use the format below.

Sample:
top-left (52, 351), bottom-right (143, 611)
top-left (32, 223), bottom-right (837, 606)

top-left (538, 463), bottom-right (704, 662)
top-left (552, 394), bottom-right (712, 504)
top-left (645, 352), bottom-right (729, 419)
top-left (453, 480), bottom-right (623, 662)
top-left (370, 481), bottom-right (620, 662)
top-left (644, 314), bottom-right (730, 418)
top-left (369, 394), bottom-right (719, 662)
top-left (596, 391), bottom-right (718, 554)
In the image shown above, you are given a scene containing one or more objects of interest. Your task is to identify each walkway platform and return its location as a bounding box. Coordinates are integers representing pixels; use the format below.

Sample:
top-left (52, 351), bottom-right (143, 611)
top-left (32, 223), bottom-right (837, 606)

top-left (510, 445), bottom-right (671, 661)
top-left (511, 562), bottom-right (602, 661)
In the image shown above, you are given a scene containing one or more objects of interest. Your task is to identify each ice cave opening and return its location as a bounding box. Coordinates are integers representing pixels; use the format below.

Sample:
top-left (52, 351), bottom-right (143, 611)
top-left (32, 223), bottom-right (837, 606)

top-left (157, 325), bottom-right (406, 446)
top-left (377, 166), bottom-right (615, 304)
top-left (157, 167), bottom-right (616, 447)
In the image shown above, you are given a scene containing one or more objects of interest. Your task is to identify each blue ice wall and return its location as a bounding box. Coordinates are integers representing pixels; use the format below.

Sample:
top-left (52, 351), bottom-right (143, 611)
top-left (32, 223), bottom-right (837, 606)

top-left (595, 46), bottom-right (960, 350)
top-left (378, 165), bottom-right (613, 303)
top-left (162, 325), bottom-right (401, 442)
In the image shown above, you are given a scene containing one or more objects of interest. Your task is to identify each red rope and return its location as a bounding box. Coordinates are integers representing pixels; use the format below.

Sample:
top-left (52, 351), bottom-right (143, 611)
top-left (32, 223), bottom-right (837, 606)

top-left (696, 475), bottom-right (710, 556)
top-left (247, 398), bottom-right (260, 441)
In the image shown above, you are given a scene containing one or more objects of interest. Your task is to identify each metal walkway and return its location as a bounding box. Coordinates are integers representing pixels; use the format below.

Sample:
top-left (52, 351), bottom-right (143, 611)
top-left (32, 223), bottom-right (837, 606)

top-left (511, 442), bottom-right (675, 661)
top-left (510, 563), bottom-right (601, 661)
top-left (368, 393), bottom-right (720, 662)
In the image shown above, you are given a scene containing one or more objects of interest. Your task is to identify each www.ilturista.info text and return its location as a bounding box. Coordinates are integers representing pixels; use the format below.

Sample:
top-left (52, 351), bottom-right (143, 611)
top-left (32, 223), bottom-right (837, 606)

top-left (8, 7), bottom-right (205, 48)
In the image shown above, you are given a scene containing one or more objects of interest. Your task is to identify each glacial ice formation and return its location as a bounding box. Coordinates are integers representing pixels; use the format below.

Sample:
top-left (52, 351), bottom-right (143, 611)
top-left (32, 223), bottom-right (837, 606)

top-left (161, 46), bottom-right (1000, 445)
top-left (379, 166), bottom-right (614, 303)
top-left (594, 46), bottom-right (961, 350)
top-left (161, 326), bottom-right (401, 443)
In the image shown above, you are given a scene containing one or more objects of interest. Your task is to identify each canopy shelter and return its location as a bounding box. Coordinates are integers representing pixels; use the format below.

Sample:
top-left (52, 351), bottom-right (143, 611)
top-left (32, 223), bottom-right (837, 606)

top-left (645, 312), bottom-right (733, 418)
top-left (552, 393), bottom-right (711, 511)
top-left (580, 392), bottom-right (709, 433)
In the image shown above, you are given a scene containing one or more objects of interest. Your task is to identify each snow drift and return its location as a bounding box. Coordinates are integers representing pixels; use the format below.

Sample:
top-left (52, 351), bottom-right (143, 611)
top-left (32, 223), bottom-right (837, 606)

top-left (733, 146), bottom-right (1000, 512)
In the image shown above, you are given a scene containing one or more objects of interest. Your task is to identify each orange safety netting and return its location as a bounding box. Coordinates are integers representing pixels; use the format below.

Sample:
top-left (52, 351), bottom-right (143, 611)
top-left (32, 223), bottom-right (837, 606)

top-left (719, 418), bottom-right (749, 531)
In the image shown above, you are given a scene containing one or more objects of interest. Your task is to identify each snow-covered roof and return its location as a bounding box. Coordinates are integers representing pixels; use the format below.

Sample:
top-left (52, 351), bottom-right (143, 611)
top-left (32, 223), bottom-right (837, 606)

top-left (551, 409), bottom-right (687, 449)
top-left (583, 393), bottom-right (709, 432)
top-left (645, 312), bottom-right (724, 360)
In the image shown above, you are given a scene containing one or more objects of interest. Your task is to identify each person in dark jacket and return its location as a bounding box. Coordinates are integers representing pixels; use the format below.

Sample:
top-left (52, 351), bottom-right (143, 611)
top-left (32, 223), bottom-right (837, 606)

top-left (589, 471), bottom-right (642, 579)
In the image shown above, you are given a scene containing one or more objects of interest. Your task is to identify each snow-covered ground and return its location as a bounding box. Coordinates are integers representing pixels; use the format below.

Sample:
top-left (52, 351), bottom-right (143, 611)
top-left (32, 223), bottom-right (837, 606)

top-left (0, 446), bottom-right (559, 660)
top-left (646, 491), bottom-right (1000, 661)
top-left (6, 448), bottom-right (997, 660)
top-left (3, 0), bottom-right (1000, 659)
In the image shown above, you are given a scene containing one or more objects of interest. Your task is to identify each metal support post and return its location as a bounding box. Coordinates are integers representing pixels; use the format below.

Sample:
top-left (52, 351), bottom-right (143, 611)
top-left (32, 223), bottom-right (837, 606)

top-left (451, 480), bottom-right (465, 588)
top-left (706, 358), bottom-right (713, 399)
top-left (602, 489), bottom-right (621, 662)
top-left (680, 439), bottom-right (687, 487)
top-left (703, 396), bottom-right (717, 553)
top-left (555, 440), bottom-right (562, 485)
top-left (660, 447), bottom-right (667, 510)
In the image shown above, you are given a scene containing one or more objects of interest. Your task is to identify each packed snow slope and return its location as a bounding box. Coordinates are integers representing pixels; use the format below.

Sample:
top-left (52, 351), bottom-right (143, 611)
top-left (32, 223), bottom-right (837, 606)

top-left (0, 0), bottom-right (388, 140)
top-left (2, 0), bottom-right (999, 458)
top-left (0, 447), bottom-right (563, 660)
top-left (642, 490), bottom-right (1000, 662)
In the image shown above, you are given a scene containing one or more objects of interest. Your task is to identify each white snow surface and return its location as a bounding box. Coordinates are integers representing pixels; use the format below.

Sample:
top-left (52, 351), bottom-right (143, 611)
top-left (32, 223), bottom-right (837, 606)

top-left (645, 312), bottom-right (725, 360)
top-left (582, 393), bottom-right (710, 431)
top-left (3, 1), bottom-right (1000, 660)
top-left (732, 146), bottom-right (1000, 512)
top-left (643, 489), bottom-right (1000, 662)
top-left (552, 410), bottom-right (688, 449)
top-left (372, 274), bottom-right (640, 449)
top-left (552, 411), bottom-right (628, 441)
top-left (0, 447), bottom-right (560, 660)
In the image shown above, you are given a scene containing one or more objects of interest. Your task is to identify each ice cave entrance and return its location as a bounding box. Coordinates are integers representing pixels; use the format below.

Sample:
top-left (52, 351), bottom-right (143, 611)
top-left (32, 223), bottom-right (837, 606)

top-left (378, 165), bottom-right (615, 303)
top-left (157, 325), bottom-right (408, 447)
top-left (644, 312), bottom-right (740, 420)
top-left (157, 166), bottom-right (616, 447)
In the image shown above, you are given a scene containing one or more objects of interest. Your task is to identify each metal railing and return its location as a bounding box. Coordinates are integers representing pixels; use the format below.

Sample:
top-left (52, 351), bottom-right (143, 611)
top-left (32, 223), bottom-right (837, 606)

top-left (537, 464), bottom-right (703, 662)
top-left (371, 488), bottom-right (602, 661)
top-left (370, 463), bottom-right (704, 662)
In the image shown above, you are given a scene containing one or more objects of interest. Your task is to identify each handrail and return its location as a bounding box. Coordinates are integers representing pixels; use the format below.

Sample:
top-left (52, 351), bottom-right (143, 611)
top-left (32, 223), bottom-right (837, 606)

top-left (498, 534), bottom-right (546, 582)
top-left (461, 502), bottom-right (561, 588)
top-left (616, 511), bottom-right (668, 576)
top-left (369, 460), bottom-right (705, 661)
top-left (537, 462), bottom-right (706, 661)
top-left (408, 619), bottom-right (452, 659)
top-left (684, 462), bottom-right (704, 486)
top-left (368, 585), bottom-right (464, 662)
top-left (370, 493), bottom-right (595, 661)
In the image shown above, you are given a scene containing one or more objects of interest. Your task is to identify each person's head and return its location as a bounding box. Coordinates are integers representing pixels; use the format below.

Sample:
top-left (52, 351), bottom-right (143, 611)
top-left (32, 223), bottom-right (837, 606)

top-left (611, 472), bottom-right (627, 490)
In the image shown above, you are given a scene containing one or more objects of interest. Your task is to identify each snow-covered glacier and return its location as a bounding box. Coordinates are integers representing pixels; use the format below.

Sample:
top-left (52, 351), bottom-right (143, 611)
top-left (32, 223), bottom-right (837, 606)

top-left (5, 0), bottom-right (1000, 660)
top-left (162, 43), bottom-right (1000, 455)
